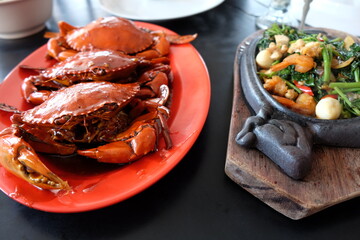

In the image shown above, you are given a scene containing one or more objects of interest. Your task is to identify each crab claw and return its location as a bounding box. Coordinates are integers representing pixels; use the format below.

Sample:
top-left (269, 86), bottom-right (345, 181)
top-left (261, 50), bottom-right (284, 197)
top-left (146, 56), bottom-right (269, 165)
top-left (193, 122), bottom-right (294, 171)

top-left (77, 104), bottom-right (172, 163)
top-left (77, 122), bottom-right (157, 163)
top-left (0, 128), bottom-right (70, 190)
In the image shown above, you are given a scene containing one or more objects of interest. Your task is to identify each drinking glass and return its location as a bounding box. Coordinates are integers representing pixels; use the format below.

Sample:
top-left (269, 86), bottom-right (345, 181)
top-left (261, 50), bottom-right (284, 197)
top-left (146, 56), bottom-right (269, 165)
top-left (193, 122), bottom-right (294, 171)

top-left (256, 0), bottom-right (298, 29)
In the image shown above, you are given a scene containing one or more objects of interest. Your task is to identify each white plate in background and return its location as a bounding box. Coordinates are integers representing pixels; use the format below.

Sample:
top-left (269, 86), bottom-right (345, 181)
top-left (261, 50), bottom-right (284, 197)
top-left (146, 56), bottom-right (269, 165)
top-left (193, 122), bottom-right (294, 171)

top-left (99, 0), bottom-right (224, 21)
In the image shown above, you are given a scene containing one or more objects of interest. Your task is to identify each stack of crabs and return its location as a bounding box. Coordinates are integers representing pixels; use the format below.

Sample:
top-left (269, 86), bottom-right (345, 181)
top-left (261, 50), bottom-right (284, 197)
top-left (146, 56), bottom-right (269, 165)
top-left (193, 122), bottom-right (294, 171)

top-left (0, 17), bottom-right (196, 190)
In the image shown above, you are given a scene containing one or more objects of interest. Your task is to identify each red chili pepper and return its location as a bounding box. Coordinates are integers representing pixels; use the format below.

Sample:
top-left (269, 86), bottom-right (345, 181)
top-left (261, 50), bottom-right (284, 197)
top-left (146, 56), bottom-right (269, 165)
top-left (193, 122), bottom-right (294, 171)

top-left (294, 81), bottom-right (314, 96)
top-left (321, 94), bottom-right (338, 100)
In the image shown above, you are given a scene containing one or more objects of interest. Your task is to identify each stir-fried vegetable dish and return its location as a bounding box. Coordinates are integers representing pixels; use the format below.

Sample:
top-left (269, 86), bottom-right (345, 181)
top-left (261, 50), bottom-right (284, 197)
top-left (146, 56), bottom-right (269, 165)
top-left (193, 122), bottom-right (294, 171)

top-left (256, 24), bottom-right (360, 119)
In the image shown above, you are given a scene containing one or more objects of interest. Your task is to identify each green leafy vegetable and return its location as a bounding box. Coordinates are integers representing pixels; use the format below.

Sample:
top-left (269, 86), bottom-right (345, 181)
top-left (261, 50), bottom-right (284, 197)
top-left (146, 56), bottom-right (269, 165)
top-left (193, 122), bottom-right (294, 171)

top-left (257, 23), bottom-right (360, 118)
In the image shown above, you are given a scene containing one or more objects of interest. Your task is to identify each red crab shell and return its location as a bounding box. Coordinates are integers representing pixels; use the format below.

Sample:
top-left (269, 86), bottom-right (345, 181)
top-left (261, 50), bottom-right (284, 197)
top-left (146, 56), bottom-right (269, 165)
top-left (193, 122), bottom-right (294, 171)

top-left (60, 17), bottom-right (154, 54)
top-left (20, 81), bottom-right (140, 126)
top-left (41, 50), bottom-right (140, 82)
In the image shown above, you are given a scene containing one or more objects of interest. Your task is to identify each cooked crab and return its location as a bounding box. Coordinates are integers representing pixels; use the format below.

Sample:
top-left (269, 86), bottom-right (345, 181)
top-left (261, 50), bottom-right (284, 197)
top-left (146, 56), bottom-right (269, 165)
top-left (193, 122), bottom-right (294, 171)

top-left (0, 81), bottom-right (172, 190)
top-left (21, 49), bottom-right (171, 105)
top-left (45, 16), bottom-right (197, 61)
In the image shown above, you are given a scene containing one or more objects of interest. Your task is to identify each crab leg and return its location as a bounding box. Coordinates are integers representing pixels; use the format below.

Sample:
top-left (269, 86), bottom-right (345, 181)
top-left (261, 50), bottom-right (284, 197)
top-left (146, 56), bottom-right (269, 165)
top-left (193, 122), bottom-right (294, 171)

top-left (0, 127), bottom-right (70, 190)
top-left (136, 31), bottom-right (197, 59)
top-left (166, 33), bottom-right (198, 44)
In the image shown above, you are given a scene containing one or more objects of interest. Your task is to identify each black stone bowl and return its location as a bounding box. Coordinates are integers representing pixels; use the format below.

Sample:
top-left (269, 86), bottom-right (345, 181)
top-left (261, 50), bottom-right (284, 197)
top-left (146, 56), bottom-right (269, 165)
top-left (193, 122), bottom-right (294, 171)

top-left (235, 28), bottom-right (360, 179)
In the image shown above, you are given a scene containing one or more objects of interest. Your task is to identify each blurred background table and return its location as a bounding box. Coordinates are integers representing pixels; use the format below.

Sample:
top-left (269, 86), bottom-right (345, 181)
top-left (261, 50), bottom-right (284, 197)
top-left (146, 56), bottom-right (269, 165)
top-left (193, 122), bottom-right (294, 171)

top-left (1, 0), bottom-right (360, 239)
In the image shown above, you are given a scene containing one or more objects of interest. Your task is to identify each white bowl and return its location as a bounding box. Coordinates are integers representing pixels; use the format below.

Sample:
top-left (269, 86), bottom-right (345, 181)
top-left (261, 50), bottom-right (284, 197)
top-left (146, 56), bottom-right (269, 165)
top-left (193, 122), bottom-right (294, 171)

top-left (0, 0), bottom-right (53, 39)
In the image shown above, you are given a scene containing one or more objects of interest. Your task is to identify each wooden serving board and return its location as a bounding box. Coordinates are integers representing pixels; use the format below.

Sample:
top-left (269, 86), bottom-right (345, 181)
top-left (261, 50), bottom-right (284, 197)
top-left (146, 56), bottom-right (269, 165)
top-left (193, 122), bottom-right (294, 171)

top-left (225, 32), bottom-right (360, 220)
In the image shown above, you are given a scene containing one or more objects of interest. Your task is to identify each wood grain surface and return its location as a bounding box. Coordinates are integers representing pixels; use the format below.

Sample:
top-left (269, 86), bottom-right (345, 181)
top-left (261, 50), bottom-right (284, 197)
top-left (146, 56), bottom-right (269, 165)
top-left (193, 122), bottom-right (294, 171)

top-left (225, 30), bottom-right (360, 220)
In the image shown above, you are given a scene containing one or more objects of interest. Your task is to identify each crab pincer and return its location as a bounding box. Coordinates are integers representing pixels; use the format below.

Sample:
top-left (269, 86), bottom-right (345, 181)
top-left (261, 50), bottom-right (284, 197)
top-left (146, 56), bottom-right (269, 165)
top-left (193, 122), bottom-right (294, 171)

top-left (0, 127), bottom-right (70, 190)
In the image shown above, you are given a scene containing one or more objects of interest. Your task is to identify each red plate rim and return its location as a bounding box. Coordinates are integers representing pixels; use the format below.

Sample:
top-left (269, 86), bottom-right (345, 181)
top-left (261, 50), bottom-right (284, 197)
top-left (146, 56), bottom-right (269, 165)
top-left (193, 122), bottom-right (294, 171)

top-left (0, 21), bottom-right (211, 213)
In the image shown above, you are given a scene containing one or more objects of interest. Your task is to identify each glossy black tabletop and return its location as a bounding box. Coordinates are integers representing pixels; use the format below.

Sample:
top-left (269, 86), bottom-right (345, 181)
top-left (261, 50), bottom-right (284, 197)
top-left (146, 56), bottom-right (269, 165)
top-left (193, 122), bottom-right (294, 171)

top-left (1, 0), bottom-right (360, 239)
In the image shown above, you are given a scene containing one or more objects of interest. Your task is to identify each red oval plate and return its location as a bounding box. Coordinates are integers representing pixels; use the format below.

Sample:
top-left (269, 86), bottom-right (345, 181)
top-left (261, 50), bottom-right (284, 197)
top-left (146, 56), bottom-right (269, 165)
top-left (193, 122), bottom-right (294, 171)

top-left (0, 22), bottom-right (210, 213)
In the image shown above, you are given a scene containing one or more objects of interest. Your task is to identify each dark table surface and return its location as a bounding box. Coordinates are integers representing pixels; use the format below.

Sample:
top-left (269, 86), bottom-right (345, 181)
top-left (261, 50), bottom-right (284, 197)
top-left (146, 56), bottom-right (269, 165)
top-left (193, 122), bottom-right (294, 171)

top-left (1, 0), bottom-right (360, 239)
